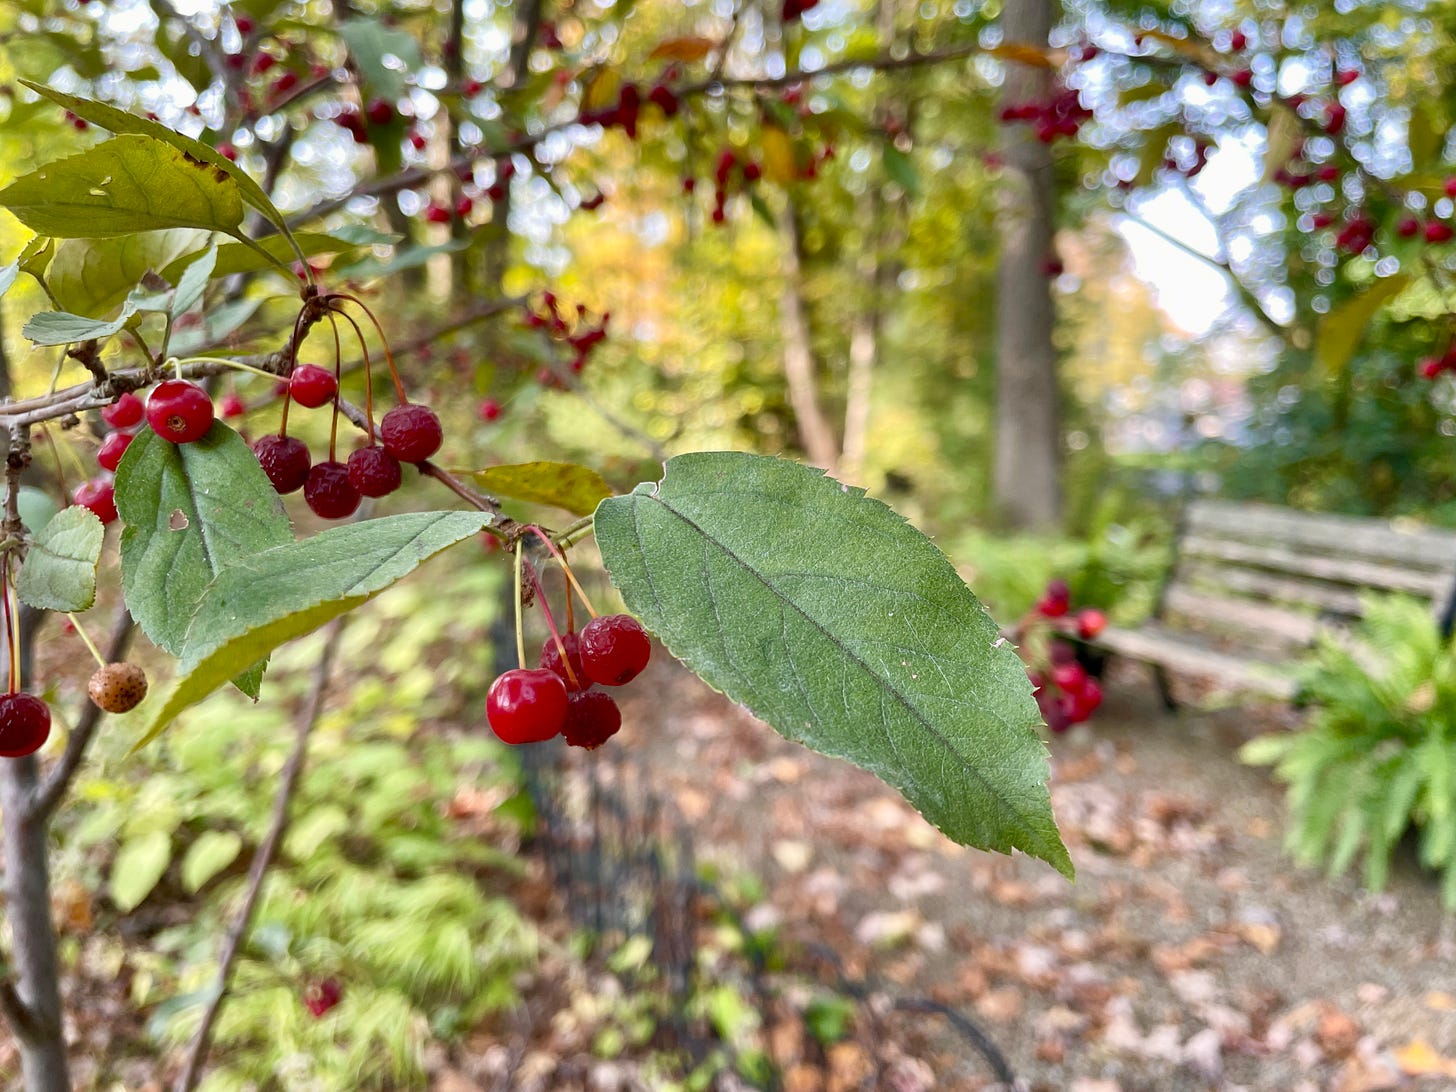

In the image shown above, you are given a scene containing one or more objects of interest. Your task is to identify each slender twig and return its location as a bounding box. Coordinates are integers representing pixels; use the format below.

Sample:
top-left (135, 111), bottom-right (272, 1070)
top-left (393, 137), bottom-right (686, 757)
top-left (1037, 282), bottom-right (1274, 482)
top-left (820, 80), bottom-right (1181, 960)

top-left (172, 618), bottom-right (346, 1092)
top-left (28, 606), bottom-right (136, 823)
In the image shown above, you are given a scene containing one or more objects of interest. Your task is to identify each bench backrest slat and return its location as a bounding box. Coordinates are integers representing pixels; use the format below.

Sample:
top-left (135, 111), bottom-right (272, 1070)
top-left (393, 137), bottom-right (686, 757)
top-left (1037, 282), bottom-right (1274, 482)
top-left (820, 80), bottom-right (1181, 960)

top-left (1183, 500), bottom-right (1456, 573)
top-left (1162, 501), bottom-right (1456, 652)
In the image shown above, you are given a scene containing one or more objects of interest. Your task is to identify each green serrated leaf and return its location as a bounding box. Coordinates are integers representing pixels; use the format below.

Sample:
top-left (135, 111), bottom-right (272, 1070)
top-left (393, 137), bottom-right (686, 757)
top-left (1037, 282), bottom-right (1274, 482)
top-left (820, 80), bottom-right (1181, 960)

top-left (0, 134), bottom-right (244, 239)
top-left (170, 243), bottom-right (217, 320)
top-left (49, 229), bottom-right (210, 318)
top-left (1317, 274), bottom-right (1411, 375)
top-left (180, 830), bottom-right (242, 894)
top-left (18, 81), bottom-right (290, 238)
top-left (137, 511), bottom-right (492, 748)
top-left (15, 505), bottom-right (104, 612)
top-left (16, 236), bottom-right (54, 284)
top-left (466, 462), bottom-right (611, 517)
top-left (22, 291), bottom-right (147, 345)
top-left (593, 452), bottom-right (1072, 877)
top-left (115, 423), bottom-right (292, 660)
top-left (110, 830), bottom-right (172, 912)
top-left (16, 487), bottom-right (59, 536)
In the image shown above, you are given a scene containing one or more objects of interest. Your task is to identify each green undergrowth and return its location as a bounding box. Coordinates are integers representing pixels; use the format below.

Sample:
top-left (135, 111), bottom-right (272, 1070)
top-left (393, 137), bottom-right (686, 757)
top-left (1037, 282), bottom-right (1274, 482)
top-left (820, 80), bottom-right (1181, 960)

top-left (950, 494), bottom-right (1170, 626)
top-left (1242, 594), bottom-right (1456, 908)
top-left (51, 552), bottom-right (546, 1087)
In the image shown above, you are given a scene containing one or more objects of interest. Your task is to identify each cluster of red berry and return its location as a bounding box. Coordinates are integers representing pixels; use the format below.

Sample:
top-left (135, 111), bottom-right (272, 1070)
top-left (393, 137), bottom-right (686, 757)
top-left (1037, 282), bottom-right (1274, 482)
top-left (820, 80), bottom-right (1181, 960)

top-left (1023, 579), bottom-right (1107, 734)
top-left (523, 293), bottom-right (611, 387)
top-left (254, 363), bottom-right (442, 520)
top-left (998, 85), bottom-right (1093, 144)
top-left (486, 614), bottom-right (650, 749)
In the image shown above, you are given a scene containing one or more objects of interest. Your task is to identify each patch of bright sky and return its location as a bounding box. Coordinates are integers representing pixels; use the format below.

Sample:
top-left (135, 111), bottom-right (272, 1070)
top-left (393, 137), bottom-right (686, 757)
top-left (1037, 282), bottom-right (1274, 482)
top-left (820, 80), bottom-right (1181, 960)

top-left (1115, 134), bottom-right (1262, 336)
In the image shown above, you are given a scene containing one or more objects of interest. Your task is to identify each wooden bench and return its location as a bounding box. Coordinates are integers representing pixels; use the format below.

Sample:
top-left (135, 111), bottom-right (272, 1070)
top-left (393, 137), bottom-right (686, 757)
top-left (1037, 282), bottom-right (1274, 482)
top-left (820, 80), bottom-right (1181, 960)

top-left (1091, 499), bottom-right (1456, 705)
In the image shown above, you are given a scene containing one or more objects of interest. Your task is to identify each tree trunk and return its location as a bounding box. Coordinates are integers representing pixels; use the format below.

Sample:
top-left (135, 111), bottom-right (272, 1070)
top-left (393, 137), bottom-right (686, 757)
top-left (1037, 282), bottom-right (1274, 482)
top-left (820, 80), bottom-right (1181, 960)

top-left (1, 610), bottom-right (71, 1092)
top-left (777, 201), bottom-right (840, 472)
top-left (840, 0), bottom-right (904, 484)
top-left (993, 0), bottom-right (1062, 529)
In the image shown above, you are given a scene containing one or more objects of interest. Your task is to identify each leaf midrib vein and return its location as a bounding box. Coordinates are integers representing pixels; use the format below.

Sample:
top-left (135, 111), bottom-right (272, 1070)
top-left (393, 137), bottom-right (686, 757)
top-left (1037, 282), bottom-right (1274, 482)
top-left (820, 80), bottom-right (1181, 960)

top-left (640, 494), bottom-right (1047, 840)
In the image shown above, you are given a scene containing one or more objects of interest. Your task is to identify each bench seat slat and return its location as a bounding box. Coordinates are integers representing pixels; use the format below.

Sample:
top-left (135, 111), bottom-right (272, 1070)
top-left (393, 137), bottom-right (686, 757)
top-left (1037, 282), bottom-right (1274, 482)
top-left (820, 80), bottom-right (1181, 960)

top-left (1095, 623), bottom-right (1298, 701)
top-left (1160, 586), bottom-right (1323, 650)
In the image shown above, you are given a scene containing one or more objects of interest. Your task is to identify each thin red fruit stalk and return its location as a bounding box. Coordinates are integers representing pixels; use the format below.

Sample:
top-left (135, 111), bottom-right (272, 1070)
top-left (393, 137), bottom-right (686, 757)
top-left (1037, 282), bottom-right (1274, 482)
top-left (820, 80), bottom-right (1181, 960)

top-left (524, 560), bottom-right (580, 690)
top-left (524, 525), bottom-right (598, 620)
top-left (326, 293), bottom-right (408, 404)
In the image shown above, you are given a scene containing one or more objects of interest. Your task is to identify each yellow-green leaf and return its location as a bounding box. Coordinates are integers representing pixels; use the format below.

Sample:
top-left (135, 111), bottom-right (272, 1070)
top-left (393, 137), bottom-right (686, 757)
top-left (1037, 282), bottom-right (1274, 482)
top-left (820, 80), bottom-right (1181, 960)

top-left (0, 135), bottom-right (244, 239)
top-left (1317, 274), bottom-right (1411, 375)
top-left (466, 462), bottom-right (611, 516)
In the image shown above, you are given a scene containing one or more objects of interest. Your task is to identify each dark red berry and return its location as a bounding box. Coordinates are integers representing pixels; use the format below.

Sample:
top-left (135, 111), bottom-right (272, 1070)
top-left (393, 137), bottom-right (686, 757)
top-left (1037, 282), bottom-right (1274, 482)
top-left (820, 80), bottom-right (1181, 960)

top-left (146, 380), bottom-right (214, 443)
top-left (478, 398), bottom-right (502, 422)
top-left (101, 392), bottom-right (144, 429)
top-left (486, 668), bottom-right (568, 744)
top-left (0, 692), bottom-right (51, 758)
top-left (304, 461), bottom-right (360, 520)
top-left (74, 479), bottom-right (117, 524)
top-left (346, 446), bottom-right (402, 497)
top-left (540, 632), bottom-right (588, 691)
top-left (1426, 221), bottom-right (1454, 244)
top-left (303, 978), bottom-right (342, 1018)
top-left (253, 434), bottom-right (311, 494)
top-left (579, 614), bottom-right (651, 686)
top-left (219, 393), bottom-right (246, 419)
top-left (97, 431), bottom-right (134, 472)
top-left (289, 364), bottom-right (338, 408)
top-left (365, 98), bottom-right (394, 126)
top-left (1067, 678), bottom-right (1103, 723)
top-left (562, 690), bottom-right (622, 750)
top-left (379, 403), bottom-right (443, 463)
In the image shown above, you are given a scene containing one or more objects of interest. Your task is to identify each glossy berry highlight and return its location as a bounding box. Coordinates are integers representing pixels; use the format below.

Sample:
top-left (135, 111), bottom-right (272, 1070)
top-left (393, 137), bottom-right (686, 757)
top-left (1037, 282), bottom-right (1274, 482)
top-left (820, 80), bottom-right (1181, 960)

top-left (97, 431), bottom-right (134, 472)
top-left (485, 668), bottom-right (568, 744)
top-left (147, 380), bottom-right (214, 443)
top-left (289, 363), bottom-right (339, 408)
top-left (74, 479), bottom-right (118, 524)
top-left (380, 403), bottom-right (443, 464)
top-left (0, 693), bottom-right (51, 758)
top-left (579, 614), bottom-right (651, 686)
top-left (253, 434), bottom-right (311, 494)
top-left (304, 461), bottom-right (361, 520)
top-left (101, 392), bottom-right (144, 429)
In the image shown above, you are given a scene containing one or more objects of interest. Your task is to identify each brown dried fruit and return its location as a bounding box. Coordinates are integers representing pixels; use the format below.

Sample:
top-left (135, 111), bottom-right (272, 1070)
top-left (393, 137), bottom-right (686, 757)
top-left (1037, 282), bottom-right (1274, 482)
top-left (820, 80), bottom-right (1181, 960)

top-left (87, 662), bottom-right (148, 714)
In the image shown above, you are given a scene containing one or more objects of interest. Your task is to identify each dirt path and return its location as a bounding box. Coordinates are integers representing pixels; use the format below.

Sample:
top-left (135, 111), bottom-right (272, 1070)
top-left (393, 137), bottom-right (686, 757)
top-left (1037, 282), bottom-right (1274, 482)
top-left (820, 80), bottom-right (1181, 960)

top-left (614, 656), bottom-right (1456, 1091)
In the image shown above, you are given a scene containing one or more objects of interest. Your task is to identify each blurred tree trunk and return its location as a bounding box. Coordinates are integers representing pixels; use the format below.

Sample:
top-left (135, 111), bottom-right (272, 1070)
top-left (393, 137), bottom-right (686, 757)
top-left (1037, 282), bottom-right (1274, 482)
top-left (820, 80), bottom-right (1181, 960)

top-left (841, 0), bottom-right (905, 484)
top-left (994, 0), bottom-right (1062, 529)
top-left (479, 0), bottom-right (544, 296)
top-left (778, 200), bottom-right (840, 471)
